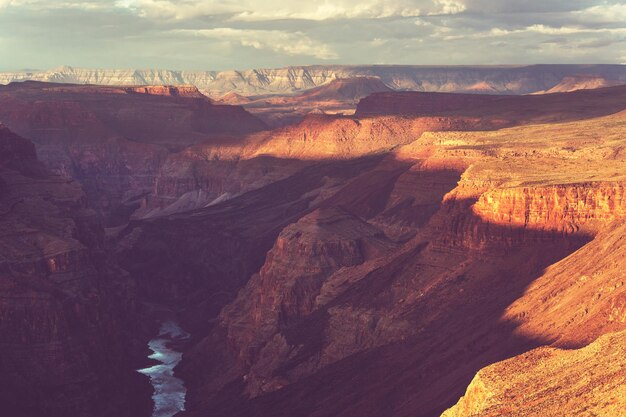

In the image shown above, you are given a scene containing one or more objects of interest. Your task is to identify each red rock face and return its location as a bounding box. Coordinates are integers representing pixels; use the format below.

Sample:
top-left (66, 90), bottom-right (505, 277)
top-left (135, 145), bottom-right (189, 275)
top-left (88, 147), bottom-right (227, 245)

top-left (218, 207), bottom-right (397, 395)
top-left (442, 222), bottom-right (626, 417)
top-left (0, 81), bottom-right (266, 144)
top-left (0, 125), bottom-right (149, 417)
top-left (0, 82), bottom-right (267, 224)
top-left (1, 82), bottom-right (624, 230)
top-left (163, 102), bottom-right (625, 417)
top-left (472, 184), bottom-right (626, 232)
top-left (3, 84), bottom-right (626, 417)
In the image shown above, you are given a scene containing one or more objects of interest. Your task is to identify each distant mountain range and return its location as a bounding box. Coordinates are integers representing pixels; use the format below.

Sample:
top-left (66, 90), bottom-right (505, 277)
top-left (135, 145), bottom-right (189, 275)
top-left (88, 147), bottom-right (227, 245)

top-left (1, 64), bottom-right (625, 98)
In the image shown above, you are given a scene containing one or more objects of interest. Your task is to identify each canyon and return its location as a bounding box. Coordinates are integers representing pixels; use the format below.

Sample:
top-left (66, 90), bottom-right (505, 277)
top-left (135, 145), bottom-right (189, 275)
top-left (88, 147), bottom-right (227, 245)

top-left (0, 124), bottom-right (150, 416)
top-left (1, 75), bottom-right (626, 417)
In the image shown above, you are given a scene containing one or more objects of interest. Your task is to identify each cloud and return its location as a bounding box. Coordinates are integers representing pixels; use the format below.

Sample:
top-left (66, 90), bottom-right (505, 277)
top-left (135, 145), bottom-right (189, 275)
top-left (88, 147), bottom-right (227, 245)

top-left (433, 0), bottom-right (465, 15)
top-left (0, 0), bottom-right (623, 70)
top-left (575, 3), bottom-right (626, 23)
top-left (0, 0), bottom-right (30, 7)
top-left (173, 28), bottom-right (338, 59)
top-left (1, 0), bottom-right (115, 10)
top-left (115, 0), bottom-right (466, 21)
top-left (461, 0), bottom-right (599, 14)
top-left (442, 23), bottom-right (626, 41)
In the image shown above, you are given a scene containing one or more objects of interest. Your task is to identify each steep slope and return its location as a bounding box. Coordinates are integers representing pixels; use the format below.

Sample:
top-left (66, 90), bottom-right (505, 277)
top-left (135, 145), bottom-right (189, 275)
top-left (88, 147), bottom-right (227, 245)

top-left (4, 69), bottom-right (626, 417)
top-left (170, 109), bottom-right (626, 417)
top-left (441, 329), bottom-right (626, 417)
top-left (442, 217), bottom-right (626, 417)
top-left (2, 64), bottom-right (626, 97)
top-left (217, 207), bottom-right (397, 396)
top-left (543, 74), bottom-right (623, 93)
top-left (0, 125), bottom-right (148, 417)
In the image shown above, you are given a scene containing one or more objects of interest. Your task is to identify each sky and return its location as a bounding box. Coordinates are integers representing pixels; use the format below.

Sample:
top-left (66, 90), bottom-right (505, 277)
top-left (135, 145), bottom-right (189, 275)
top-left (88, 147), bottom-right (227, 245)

top-left (0, 0), bottom-right (625, 71)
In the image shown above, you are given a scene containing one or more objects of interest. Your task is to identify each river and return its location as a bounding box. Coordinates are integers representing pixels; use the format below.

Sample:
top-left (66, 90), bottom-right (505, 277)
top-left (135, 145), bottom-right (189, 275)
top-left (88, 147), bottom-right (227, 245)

top-left (138, 320), bottom-right (190, 417)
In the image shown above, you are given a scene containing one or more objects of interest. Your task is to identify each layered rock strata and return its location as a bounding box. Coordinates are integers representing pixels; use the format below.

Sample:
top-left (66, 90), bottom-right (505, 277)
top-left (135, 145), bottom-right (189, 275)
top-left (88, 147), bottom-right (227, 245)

top-left (0, 125), bottom-right (148, 417)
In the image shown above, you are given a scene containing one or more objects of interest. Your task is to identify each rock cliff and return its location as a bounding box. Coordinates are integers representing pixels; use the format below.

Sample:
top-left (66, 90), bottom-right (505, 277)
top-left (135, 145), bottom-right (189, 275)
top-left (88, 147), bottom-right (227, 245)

top-left (0, 81), bottom-right (267, 224)
top-left (173, 107), bottom-right (626, 417)
top-left (0, 125), bottom-right (148, 417)
top-left (441, 329), bottom-right (626, 417)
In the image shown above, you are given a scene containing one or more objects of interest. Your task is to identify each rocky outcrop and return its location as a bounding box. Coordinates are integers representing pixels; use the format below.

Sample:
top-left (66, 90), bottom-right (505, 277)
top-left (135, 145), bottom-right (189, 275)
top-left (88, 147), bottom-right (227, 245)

top-left (248, 114), bottom-right (503, 160)
top-left (115, 156), bottom-right (386, 322)
top-left (3, 67), bottom-right (626, 417)
top-left (500, 219), bottom-right (626, 348)
top-left (6, 65), bottom-right (625, 128)
top-left (121, 85), bottom-right (205, 97)
top-left (0, 82), bottom-right (267, 147)
top-left (0, 125), bottom-right (148, 417)
top-left (356, 91), bottom-right (505, 117)
top-left (472, 183), bottom-right (626, 233)
top-left (0, 81), bottom-right (267, 224)
top-left (217, 207), bottom-right (396, 396)
top-left (441, 329), bottom-right (626, 417)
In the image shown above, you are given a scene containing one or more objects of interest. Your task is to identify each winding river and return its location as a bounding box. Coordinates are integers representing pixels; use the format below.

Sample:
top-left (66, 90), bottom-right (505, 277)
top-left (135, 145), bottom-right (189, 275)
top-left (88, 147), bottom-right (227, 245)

top-left (138, 320), bottom-right (190, 417)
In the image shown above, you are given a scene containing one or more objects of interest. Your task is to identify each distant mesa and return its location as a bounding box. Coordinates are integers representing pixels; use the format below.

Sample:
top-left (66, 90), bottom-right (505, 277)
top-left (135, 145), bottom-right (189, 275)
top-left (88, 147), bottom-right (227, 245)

top-left (2, 64), bottom-right (625, 97)
top-left (217, 91), bottom-right (253, 105)
top-left (296, 76), bottom-right (393, 102)
top-left (4, 64), bottom-right (626, 129)
top-left (542, 74), bottom-right (623, 93)
top-left (355, 85), bottom-right (626, 119)
top-left (122, 85), bottom-right (205, 97)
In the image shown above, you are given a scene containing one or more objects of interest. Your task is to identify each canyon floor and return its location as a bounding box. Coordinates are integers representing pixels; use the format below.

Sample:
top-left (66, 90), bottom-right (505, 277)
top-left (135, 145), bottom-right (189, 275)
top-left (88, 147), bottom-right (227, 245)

top-left (0, 76), bottom-right (625, 417)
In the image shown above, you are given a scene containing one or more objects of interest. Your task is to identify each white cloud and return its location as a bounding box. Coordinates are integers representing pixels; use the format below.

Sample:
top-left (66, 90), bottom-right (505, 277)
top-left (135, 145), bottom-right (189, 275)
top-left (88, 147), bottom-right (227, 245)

top-left (486, 25), bottom-right (591, 36)
top-left (1, 0), bottom-right (624, 68)
top-left (1, 0), bottom-right (113, 9)
top-left (0, 0), bottom-right (31, 7)
top-left (443, 24), bottom-right (626, 40)
top-left (115, 0), bottom-right (466, 21)
top-left (432, 0), bottom-right (465, 15)
top-left (575, 3), bottom-right (626, 23)
top-left (173, 28), bottom-right (338, 59)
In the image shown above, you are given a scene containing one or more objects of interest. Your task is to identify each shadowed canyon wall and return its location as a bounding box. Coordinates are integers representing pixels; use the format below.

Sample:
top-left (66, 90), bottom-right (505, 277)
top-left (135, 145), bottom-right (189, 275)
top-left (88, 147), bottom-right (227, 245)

top-left (0, 125), bottom-right (150, 417)
top-left (1, 82), bottom-right (626, 417)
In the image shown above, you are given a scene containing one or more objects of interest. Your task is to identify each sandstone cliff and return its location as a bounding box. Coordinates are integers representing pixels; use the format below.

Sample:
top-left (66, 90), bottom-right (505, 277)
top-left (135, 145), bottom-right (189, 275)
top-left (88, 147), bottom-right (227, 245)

top-left (172, 108), bottom-right (626, 417)
top-left (0, 81), bottom-right (267, 224)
